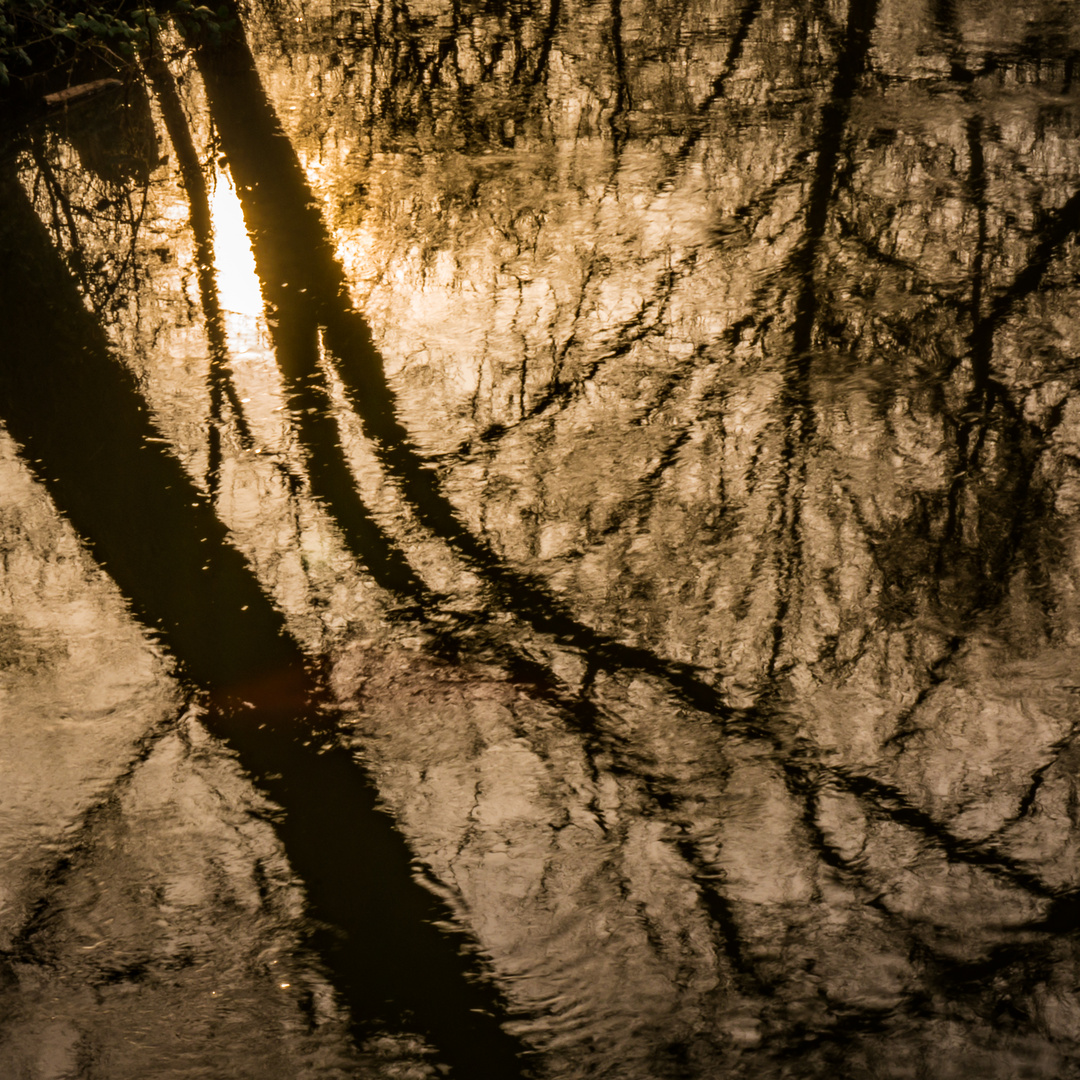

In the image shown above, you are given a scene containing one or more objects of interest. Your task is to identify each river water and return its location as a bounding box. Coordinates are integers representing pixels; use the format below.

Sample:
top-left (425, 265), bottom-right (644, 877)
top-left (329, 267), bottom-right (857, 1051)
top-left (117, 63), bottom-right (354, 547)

top-left (1, 1), bottom-right (1079, 1077)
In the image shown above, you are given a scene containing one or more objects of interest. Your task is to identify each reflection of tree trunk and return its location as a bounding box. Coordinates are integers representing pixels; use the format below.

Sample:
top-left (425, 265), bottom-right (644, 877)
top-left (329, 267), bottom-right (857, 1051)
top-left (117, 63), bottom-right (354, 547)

top-left (0, 170), bottom-right (297, 690)
top-left (0, 160), bottom-right (526, 1080)
top-left (768, 0), bottom-right (880, 677)
top-left (183, 4), bottom-right (1078, 927)
top-left (189, 17), bottom-right (751, 720)
top-left (938, 114), bottom-right (997, 612)
top-left (147, 49), bottom-right (432, 604)
top-left (144, 51), bottom-right (255, 494)
top-left (608, 0), bottom-right (631, 138)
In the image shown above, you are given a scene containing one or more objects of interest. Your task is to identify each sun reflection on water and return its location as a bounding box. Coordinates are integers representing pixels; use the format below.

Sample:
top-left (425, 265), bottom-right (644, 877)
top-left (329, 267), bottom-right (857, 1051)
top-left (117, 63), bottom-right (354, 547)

top-left (209, 167), bottom-right (264, 326)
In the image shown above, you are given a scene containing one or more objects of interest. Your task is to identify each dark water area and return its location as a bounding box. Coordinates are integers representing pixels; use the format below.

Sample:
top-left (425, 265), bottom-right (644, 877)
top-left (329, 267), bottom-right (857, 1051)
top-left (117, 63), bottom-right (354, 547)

top-left (2, 1), bottom-right (1080, 1076)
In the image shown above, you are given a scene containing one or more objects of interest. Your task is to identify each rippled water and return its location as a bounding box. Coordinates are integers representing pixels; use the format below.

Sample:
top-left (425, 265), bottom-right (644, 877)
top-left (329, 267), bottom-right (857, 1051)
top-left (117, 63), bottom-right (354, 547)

top-left (2, 0), bottom-right (1080, 1076)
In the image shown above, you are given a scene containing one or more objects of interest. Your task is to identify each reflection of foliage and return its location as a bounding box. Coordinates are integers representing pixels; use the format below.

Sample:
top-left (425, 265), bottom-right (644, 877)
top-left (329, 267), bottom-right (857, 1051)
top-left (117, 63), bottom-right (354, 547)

top-left (19, 80), bottom-right (157, 321)
top-left (0, 0), bottom-right (234, 85)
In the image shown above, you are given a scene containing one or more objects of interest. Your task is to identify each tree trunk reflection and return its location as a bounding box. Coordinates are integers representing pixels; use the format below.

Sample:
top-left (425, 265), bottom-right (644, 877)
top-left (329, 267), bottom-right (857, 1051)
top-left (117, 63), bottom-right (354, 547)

top-left (2, 0), bottom-right (1080, 1076)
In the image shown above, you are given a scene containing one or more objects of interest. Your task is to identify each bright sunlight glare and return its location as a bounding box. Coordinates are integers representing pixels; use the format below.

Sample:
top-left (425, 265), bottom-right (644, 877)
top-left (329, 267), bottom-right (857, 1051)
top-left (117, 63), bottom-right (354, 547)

top-left (209, 167), bottom-right (264, 321)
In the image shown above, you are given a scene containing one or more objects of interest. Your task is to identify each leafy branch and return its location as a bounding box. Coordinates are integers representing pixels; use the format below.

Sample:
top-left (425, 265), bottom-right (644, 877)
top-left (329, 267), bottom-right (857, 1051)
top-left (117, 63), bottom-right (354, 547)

top-left (0, 0), bottom-right (234, 85)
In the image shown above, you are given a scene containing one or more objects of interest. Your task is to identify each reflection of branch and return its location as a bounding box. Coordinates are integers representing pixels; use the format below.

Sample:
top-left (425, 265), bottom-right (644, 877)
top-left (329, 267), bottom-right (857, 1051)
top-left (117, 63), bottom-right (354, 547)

top-left (819, 764), bottom-right (1062, 904)
top-left (483, 639), bottom-right (767, 994)
top-left (0, 158), bottom-right (527, 1080)
top-left (539, 258), bottom-right (690, 415)
top-left (975, 185), bottom-right (1080, 344)
top-left (726, 156), bottom-right (813, 236)
top-left (191, 19), bottom-right (751, 724)
top-left (108, 185), bottom-right (150, 319)
top-left (4, 707), bottom-right (185, 963)
top-left (28, 137), bottom-right (92, 294)
top-left (27, 121), bottom-right (152, 325)
top-left (669, 0), bottom-right (763, 169)
top-left (189, 7), bottom-right (1080, 1006)
top-left (675, 836), bottom-right (767, 990)
top-left (834, 208), bottom-right (928, 278)
top-left (991, 720), bottom-right (1080, 838)
top-left (790, 773), bottom-right (1058, 989)
top-left (571, 427), bottom-right (694, 549)
top-left (145, 51), bottom-right (248, 495)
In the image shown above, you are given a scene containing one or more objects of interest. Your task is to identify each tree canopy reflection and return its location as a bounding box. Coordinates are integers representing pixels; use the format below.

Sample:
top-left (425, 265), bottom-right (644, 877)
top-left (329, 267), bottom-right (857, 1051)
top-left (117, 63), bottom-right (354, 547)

top-left (2, 1), bottom-right (1080, 1077)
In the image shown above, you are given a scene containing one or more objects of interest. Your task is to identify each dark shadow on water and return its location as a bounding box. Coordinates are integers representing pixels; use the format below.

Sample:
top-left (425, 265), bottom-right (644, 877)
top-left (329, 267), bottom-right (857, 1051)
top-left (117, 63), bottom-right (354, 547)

top-left (0, 153), bottom-right (528, 1080)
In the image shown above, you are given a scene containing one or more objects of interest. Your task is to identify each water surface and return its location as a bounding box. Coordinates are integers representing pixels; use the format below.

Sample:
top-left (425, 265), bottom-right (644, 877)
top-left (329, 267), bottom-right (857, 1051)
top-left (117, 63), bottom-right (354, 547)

top-left (2, 1), bottom-right (1080, 1076)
